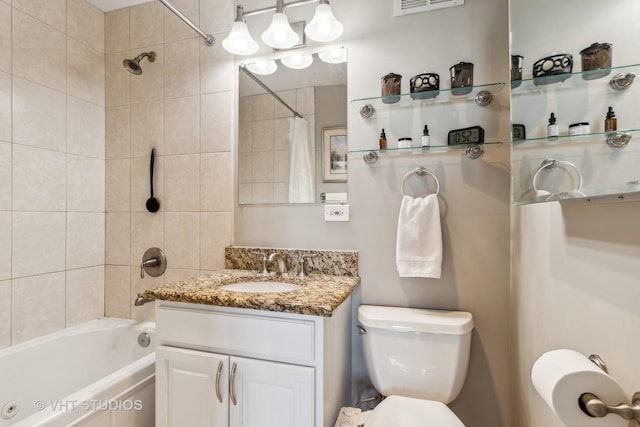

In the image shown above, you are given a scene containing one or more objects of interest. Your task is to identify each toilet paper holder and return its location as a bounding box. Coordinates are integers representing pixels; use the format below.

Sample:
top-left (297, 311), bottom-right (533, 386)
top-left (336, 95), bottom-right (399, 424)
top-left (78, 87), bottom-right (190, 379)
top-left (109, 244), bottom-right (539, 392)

top-left (579, 354), bottom-right (640, 424)
top-left (579, 391), bottom-right (640, 424)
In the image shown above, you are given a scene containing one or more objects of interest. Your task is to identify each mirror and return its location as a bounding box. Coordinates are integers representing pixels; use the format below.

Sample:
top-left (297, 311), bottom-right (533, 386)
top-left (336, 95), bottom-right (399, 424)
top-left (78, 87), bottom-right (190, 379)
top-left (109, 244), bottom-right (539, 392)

top-left (510, 0), bottom-right (640, 205)
top-left (238, 49), bottom-right (347, 205)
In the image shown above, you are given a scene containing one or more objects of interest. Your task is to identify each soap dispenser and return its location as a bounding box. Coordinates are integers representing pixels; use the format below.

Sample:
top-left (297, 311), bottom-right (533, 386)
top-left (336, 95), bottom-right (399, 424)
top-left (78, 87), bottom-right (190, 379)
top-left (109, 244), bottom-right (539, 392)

top-left (605, 106), bottom-right (617, 132)
top-left (421, 125), bottom-right (430, 148)
top-left (547, 112), bottom-right (559, 140)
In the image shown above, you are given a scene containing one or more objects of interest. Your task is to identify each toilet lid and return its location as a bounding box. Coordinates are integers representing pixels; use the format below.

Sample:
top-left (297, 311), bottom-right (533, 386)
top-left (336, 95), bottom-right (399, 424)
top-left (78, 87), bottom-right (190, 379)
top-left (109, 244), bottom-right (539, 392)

top-left (365, 396), bottom-right (465, 427)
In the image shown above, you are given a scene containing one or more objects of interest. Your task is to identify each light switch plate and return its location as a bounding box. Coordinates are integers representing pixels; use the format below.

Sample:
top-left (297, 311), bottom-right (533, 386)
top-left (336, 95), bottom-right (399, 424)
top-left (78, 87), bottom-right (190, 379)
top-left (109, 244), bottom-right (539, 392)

top-left (325, 204), bottom-right (349, 222)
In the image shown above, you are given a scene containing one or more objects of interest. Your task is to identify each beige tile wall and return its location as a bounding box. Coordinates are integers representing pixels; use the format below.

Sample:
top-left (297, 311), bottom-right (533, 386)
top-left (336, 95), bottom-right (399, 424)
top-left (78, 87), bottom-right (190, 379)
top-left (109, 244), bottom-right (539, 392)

top-left (104, 0), bottom-right (235, 321)
top-left (238, 88), bottom-right (314, 204)
top-left (1, 0), bottom-right (105, 348)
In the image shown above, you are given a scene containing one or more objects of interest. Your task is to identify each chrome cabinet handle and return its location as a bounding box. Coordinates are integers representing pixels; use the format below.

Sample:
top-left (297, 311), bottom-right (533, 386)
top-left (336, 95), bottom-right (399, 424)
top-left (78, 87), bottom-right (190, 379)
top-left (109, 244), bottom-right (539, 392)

top-left (229, 362), bottom-right (237, 406)
top-left (215, 361), bottom-right (223, 403)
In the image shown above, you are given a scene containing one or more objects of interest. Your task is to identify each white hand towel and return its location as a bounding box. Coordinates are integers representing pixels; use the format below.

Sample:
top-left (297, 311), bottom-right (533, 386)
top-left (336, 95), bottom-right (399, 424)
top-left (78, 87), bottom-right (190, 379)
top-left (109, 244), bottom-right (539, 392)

top-left (396, 194), bottom-right (442, 278)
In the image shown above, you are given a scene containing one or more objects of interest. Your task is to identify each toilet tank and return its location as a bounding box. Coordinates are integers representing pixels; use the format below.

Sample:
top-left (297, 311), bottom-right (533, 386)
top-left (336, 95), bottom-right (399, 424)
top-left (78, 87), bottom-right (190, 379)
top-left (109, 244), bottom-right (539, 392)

top-left (358, 305), bottom-right (473, 404)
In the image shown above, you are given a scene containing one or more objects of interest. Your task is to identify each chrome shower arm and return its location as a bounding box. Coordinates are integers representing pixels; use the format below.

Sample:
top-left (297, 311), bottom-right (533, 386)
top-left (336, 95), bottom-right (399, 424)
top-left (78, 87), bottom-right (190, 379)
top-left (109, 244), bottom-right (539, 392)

top-left (133, 52), bottom-right (156, 62)
top-left (157, 0), bottom-right (215, 46)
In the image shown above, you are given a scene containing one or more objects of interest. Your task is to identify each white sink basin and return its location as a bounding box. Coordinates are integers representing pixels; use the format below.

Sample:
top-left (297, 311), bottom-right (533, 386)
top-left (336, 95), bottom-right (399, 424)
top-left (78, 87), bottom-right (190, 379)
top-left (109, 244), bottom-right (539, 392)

top-left (220, 281), bottom-right (303, 293)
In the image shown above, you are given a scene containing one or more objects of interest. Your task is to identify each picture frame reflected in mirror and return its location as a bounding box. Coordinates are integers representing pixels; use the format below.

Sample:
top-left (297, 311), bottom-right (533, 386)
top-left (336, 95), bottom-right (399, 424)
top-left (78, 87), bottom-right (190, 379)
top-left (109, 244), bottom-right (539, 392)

top-left (323, 127), bottom-right (348, 183)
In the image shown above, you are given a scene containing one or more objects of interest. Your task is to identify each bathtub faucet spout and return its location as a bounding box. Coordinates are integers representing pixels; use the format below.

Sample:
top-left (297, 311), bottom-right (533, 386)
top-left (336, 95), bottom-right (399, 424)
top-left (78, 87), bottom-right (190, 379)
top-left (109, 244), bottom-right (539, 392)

top-left (134, 293), bottom-right (154, 306)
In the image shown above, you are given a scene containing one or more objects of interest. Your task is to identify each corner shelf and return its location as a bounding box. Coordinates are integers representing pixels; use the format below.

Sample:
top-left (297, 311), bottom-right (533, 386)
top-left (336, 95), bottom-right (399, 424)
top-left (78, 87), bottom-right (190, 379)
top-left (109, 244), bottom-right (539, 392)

top-left (350, 82), bottom-right (505, 109)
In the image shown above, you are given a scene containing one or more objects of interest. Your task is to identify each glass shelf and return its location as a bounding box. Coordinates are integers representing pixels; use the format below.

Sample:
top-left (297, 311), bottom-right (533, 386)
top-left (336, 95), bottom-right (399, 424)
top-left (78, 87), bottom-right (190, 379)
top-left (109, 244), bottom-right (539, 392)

top-left (350, 82), bottom-right (505, 109)
top-left (349, 141), bottom-right (502, 154)
top-left (512, 129), bottom-right (637, 148)
top-left (350, 142), bottom-right (502, 161)
top-left (511, 62), bottom-right (640, 94)
top-left (513, 185), bottom-right (640, 206)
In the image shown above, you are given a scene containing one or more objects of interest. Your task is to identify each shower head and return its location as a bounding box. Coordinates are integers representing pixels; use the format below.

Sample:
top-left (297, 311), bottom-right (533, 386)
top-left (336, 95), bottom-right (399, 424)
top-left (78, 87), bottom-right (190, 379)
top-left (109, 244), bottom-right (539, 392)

top-left (123, 51), bottom-right (157, 75)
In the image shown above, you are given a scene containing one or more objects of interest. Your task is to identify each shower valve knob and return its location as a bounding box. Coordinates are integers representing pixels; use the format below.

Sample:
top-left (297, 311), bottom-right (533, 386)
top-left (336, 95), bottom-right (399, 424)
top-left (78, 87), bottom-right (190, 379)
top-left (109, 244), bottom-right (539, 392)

top-left (140, 248), bottom-right (167, 279)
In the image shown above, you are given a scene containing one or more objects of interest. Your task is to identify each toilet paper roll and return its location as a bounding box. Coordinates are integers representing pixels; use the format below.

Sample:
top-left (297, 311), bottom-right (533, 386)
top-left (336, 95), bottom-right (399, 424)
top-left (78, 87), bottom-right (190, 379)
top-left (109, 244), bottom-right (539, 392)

top-left (531, 349), bottom-right (628, 427)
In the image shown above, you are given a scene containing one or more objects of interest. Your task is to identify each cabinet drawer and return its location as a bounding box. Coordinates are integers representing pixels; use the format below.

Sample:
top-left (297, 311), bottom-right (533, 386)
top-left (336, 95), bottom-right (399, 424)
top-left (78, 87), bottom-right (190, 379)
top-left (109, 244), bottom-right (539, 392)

top-left (157, 306), bottom-right (316, 365)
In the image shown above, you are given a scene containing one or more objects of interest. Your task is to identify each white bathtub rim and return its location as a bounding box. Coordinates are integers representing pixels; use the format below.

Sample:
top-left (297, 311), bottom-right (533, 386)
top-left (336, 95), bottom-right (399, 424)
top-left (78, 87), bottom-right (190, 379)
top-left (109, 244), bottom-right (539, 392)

top-left (1, 317), bottom-right (155, 358)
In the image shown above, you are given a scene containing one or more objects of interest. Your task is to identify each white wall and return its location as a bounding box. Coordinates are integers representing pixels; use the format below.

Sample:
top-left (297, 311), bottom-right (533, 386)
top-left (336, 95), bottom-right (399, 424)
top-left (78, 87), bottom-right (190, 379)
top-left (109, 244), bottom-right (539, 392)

top-left (512, 201), bottom-right (640, 426)
top-left (510, 0), bottom-right (640, 425)
top-left (234, 0), bottom-right (512, 425)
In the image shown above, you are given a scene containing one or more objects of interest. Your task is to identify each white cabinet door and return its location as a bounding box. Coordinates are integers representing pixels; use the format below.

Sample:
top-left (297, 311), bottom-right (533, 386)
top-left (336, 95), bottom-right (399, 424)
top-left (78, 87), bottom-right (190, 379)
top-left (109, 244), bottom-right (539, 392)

top-left (156, 345), bottom-right (229, 427)
top-left (229, 356), bottom-right (315, 427)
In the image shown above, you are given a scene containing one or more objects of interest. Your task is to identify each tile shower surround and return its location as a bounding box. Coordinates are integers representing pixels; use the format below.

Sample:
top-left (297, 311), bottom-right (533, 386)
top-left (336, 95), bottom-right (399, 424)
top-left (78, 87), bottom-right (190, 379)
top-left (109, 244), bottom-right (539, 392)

top-left (104, 0), bottom-right (235, 324)
top-left (1, 0), bottom-right (106, 347)
top-left (0, 0), bottom-right (237, 348)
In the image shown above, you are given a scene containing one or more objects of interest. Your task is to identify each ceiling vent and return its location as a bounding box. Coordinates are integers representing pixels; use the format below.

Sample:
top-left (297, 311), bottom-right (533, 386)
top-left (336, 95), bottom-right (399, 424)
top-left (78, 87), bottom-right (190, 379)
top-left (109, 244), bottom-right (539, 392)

top-left (394, 0), bottom-right (464, 16)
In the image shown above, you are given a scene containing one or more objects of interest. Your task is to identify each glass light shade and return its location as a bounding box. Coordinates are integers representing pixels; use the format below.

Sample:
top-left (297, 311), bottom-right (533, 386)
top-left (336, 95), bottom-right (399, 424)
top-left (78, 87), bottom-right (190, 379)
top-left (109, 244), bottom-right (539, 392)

top-left (246, 60), bottom-right (278, 75)
top-left (222, 21), bottom-right (259, 55)
top-left (318, 47), bottom-right (347, 64)
top-left (261, 13), bottom-right (299, 49)
top-left (304, 4), bottom-right (343, 42)
top-left (281, 54), bottom-right (313, 69)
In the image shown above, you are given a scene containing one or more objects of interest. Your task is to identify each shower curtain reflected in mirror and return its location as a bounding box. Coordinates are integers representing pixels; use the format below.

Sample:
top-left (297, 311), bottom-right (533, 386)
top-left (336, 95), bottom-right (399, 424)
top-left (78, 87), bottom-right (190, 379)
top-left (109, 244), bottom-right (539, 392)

top-left (288, 117), bottom-right (315, 203)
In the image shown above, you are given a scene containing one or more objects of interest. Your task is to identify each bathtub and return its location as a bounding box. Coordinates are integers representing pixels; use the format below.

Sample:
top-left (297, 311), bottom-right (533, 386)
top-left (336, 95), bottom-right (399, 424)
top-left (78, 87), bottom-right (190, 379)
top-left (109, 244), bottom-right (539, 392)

top-left (0, 318), bottom-right (155, 427)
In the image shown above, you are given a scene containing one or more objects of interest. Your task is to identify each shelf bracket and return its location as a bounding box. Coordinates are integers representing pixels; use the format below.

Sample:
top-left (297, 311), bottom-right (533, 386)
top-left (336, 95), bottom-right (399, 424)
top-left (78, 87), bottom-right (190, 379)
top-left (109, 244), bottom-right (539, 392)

top-left (474, 90), bottom-right (493, 106)
top-left (465, 144), bottom-right (484, 159)
top-left (362, 151), bottom-right (378, 164)
top-left (610, 72), bottom-right (636, 90)
top-left (606, 132), bottom-right (631, 148)
top-left (359, 104), bottom-right (375, 118)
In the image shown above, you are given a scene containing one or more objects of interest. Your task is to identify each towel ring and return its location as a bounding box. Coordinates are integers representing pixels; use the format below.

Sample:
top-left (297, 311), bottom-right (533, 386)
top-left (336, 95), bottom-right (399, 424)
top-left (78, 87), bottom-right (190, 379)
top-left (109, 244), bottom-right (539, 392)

top-left (532, 158), bottom-right (584, 192)
top-left (401, 167), bottom-right (440, 196)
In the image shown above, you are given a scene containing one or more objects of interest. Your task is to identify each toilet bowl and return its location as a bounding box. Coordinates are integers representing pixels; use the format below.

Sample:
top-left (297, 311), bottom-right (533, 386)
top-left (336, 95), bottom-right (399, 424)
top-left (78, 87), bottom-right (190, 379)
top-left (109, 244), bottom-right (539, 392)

top-left (364, 396), bottom-right (464, 427)
top-left (357, 305), bottom-right (474, 426)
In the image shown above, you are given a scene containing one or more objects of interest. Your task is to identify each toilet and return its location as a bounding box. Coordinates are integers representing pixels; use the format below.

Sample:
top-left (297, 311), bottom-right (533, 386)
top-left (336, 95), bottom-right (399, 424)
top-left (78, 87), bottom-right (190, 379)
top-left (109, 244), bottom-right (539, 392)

top-left (357, 305), bottom-right (474, 426)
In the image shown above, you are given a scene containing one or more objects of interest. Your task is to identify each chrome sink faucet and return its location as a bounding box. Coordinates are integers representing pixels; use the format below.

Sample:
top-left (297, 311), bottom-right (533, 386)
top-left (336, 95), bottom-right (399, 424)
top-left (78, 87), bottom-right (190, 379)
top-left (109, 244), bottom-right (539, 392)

top-left (251, 251), bottom-right (269, 275)
top-left (267, 253), bottom-right (288, 276)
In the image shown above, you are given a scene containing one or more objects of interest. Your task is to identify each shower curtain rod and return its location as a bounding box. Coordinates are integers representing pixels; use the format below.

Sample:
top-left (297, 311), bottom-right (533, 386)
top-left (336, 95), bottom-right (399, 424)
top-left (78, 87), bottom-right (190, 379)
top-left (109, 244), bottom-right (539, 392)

top-left (157, 0), bottom-right (215, 46)
top-left (240, 65), bottom-right (303, 118)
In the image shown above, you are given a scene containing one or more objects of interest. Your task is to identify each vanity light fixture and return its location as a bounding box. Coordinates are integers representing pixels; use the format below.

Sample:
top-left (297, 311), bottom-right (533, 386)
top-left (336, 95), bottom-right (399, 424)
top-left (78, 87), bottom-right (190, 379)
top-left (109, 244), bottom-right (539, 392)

top-left (221, 0), bottom-right (344, 56)
top-left (262, 0), bottom-right (299, 49)
top-left (318, 47), bottom-right (347, 64)
top-left (281, 54), bottom-right (314, 69)
top-left (246, 60), bottom-right (278, 75)
top-left (222, 5), bottom-right (259, 55)
top-left (304, 0), bottom-right (343, 42)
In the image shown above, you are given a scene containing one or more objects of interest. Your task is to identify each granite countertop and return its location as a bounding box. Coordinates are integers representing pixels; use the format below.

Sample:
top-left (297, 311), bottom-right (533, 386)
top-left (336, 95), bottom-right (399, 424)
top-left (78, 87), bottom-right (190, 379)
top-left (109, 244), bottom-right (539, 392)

top-left (142, 269), bottom-right (360, 317)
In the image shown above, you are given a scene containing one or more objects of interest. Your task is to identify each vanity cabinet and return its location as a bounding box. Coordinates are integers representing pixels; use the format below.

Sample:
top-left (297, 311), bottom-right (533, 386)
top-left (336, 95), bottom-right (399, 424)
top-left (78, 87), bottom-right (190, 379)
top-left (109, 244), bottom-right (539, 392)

top-left (155, 298), bottom-right (351, 427)
top-left (157, 346), bottom-right (314, 427)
